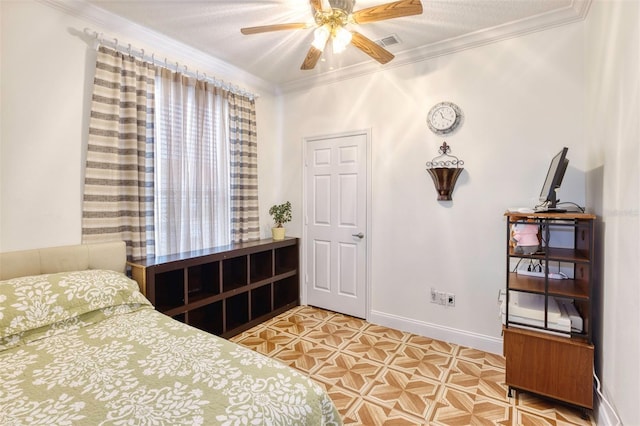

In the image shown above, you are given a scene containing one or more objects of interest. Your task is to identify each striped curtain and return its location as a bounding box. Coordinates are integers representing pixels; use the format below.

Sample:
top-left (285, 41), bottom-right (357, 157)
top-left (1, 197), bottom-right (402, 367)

top-left (228, 93), bottom-right (259, 243)
top-left (82, 46), bottom-right (156, 260)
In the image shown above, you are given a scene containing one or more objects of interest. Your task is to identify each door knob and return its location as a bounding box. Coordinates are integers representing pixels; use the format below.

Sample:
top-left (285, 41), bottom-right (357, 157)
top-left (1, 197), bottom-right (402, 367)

top-left (352, 232), bottom-right (364, 239)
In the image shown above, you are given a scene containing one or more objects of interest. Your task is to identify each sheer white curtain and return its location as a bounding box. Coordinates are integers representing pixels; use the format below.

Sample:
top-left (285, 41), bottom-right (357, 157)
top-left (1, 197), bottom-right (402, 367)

top-left (154, 69), bottom-right (230, 256)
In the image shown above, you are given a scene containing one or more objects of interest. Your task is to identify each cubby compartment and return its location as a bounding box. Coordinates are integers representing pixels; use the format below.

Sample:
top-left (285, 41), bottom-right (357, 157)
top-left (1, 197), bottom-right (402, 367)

top-left (250, 251), bottom-right (272, 283)
top-left (189, 301), bottom-right (223, 335)
top-left (251, 284), bottom-right (272, 319)
top-left (128, 238), bottom-right (299, 338)
top-left (226, 292), bottom-right (249, 331)
top-left (274, 276), bottom-right (299, 309)
top-left (154, 269), bottom-right (185, 311)
top-left (187, 262), bottom-right (220, 303)
top-left (275, 244), bottom-right (298, 275)
top-left (222, 256), bottom-right (248, 292)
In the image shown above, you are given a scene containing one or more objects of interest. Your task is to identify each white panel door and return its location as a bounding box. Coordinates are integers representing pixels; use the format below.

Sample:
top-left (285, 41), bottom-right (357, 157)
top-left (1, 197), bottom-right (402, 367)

top-left (305, 131), bottom-right (368, 319)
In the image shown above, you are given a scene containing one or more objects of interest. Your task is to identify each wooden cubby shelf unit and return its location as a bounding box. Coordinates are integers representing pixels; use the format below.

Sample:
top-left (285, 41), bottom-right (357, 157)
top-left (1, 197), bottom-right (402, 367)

top-left (128, 237), bottom-right (299, 338)
top-left (503, 211), bottom-right (596, 412)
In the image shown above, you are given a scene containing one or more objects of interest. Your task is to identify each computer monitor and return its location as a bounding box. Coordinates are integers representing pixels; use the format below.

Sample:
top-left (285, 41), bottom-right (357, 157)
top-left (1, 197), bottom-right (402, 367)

top-left (538, 147), bottom-right (569, 212)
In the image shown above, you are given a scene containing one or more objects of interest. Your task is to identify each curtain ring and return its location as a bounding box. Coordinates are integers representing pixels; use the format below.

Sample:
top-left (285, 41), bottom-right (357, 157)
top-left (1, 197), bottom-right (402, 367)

top-left (114, 38), bottom-right (118, 48)
top-left (92, 31), bottom-right (102, 51)
top-left (140, 48), bottom-right (144, 60)
top-left (127, 43), bottom-right (132, 56)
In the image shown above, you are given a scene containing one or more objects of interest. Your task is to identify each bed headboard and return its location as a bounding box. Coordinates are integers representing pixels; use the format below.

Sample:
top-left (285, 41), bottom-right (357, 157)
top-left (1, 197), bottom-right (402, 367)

top-left (0, 241), bottom-right (127, 280)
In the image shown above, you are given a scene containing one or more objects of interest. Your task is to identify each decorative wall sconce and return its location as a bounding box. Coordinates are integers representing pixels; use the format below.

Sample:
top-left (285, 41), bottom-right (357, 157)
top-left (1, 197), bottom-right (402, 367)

top-left (425, 142), bottom-right (465, 201)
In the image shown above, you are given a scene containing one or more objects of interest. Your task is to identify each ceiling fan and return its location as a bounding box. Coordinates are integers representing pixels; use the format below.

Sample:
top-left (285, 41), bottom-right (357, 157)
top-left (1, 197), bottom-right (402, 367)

top-left (240, 0), bottom-right (423, 70)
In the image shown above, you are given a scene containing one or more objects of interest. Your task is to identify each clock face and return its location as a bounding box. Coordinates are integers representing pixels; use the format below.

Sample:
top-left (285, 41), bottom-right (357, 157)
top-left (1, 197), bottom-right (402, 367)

top-left (427, 102), bottom-right (462, 135)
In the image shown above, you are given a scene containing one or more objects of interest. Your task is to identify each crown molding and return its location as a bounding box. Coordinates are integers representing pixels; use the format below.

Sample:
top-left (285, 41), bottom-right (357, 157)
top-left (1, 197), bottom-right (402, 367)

top-left (280, 0), bottom-right (592, 93)
top-left (37, 0), bottom-right (591, 96)
top-left (37, 0), bottom-right (278, 97)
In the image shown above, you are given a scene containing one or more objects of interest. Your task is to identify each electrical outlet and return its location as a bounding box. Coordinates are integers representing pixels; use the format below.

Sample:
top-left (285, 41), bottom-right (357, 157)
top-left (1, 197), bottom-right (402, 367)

top-left (431, 288), bottom-right (454, 307)
top-left (446, 293), bottom-right (455, 307)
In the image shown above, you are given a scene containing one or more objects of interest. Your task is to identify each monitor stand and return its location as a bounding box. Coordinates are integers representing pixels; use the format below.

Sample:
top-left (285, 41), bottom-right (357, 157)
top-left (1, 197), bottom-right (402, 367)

top-left (535, 207), bottom-right (567, 213)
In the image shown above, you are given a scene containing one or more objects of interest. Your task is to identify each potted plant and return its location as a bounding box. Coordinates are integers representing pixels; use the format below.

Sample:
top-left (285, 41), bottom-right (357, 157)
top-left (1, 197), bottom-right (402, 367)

top-left (269, 201), bottom-right (291, 240)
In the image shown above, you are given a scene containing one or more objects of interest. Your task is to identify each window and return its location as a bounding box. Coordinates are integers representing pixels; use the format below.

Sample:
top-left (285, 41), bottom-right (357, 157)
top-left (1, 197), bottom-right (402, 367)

top-left (83, 47), bottom-right (259, 260)
top-left (154, 71), bottom-right (230, 256)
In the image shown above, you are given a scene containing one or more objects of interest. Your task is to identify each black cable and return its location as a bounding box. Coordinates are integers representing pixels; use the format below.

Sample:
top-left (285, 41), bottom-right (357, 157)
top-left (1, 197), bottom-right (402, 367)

top-left (557, 201), bottom-right (585, 212)
top-left (539, 223), bottom-right (548, 246)
top-left (511, 258), bottom-right (523, 273)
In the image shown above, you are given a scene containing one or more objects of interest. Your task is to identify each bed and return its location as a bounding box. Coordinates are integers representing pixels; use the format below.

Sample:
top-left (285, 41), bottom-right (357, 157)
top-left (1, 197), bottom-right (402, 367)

top-left (0, 242), bottom-right (341, 425)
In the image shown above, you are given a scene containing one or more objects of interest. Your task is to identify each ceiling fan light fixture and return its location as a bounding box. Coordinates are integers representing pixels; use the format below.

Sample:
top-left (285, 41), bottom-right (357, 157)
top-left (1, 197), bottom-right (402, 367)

top-left (312, 25), bottom-right (331, 50)
top-left (242, 0), bottom-right (424, 71)
top-left (332, 26), bottom-right (352, 53)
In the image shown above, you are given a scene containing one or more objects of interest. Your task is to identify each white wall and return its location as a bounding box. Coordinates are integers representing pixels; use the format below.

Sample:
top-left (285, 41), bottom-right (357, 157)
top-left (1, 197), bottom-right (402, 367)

top-left (1, 1), bottom-right (88, 250)
top-left (281, 23), bottom-right (586, 352)
top-left (0, 0), bottom-right (279, 252)
top-left (585, 1), bottom-right (640, 425)
top-left (2, 1), bottom-right (636, 422)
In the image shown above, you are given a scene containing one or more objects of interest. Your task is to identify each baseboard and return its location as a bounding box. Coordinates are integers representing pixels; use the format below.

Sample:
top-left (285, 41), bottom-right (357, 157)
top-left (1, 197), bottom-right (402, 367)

top-left (368, 310), bottom-right (503, 355)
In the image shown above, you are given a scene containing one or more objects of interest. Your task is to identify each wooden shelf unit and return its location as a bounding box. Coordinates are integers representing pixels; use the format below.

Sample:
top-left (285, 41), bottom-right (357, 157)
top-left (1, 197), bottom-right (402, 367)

top-left (503, 212), bottom-right (596, 410)
top-left (128, 238), bottom-right (299, 338)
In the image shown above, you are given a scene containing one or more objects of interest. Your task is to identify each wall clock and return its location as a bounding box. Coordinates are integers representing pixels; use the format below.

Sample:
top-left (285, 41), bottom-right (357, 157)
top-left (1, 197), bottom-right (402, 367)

top-left (427, 102), bottom-right (463, 135)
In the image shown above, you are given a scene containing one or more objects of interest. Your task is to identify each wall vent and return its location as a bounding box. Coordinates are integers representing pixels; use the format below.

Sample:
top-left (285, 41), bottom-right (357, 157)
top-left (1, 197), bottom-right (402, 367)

top-left (375, 34), bottom-right (401, 47)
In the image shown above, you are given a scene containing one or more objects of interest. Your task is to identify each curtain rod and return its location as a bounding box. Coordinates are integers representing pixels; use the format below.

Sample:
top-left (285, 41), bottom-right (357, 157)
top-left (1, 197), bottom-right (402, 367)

top-left (84, 28), bottom-right (259, 101)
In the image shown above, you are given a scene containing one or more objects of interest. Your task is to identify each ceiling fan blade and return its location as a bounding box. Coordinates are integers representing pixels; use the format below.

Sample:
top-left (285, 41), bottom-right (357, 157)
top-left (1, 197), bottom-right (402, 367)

top-left (310, 0), bottom-right (331, 12)
top-left (310, 0), bottom-right (322, 12)
top-left (352, 0), bottom-right (423, 24)
top-left (300, 45), bottom-right (325, 70)
top-left (350, 31), bottom-right (394, 64)
top-left (241, 23), bottom-right (308, 35)
top-left (314, 0), bottom-right (333, 12)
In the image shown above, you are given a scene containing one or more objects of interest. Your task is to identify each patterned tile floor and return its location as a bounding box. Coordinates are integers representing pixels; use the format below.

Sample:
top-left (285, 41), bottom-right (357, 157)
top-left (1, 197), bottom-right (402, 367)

top-left (230, 306), bottom-right (595, 425)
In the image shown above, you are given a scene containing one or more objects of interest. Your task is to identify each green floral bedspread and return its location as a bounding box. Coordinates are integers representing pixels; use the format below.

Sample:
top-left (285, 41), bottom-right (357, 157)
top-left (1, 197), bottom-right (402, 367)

top-left (0, 270), bottom-right (342, 425)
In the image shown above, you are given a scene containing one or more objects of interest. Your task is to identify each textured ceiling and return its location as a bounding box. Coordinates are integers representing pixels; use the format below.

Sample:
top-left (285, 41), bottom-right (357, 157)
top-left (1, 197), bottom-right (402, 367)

top-left (82, 0), bottom-right (590, 91)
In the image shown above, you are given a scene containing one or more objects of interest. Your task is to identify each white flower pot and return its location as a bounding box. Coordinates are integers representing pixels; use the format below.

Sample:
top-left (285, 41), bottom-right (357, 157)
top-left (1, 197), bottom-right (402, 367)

top-left (271, 227), bottom-right (286, 240)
